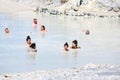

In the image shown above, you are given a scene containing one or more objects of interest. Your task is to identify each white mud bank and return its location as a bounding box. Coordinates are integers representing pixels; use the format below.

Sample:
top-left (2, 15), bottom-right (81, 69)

top-left (0, 64), bottom-right (120, 80)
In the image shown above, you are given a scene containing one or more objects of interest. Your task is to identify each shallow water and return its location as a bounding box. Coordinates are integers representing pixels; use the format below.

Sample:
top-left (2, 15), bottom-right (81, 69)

top-left (0, 11), bottom-right (120, 74)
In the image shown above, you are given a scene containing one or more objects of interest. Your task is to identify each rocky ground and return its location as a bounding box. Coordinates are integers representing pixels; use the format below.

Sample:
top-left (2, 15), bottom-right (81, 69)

top-left (38, 0), bottom-right (120, 17)
top-left (1, 0), bottom-right (120, 17)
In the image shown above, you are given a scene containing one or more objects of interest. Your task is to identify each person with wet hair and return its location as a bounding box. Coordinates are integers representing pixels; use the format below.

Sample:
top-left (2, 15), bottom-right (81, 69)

top-left (85, 30), bottom-right (90, 35)
top-left (82, 29), bottom-right (90, 35)
top-left (26, 36), bottom-right (31, 46)
top-left (4, 28), bottom-right (9, 33)
top-left (33, 18), bottom-right (38, 27)
top-left (33, 18), bottom-right (38, 24)
top-left (30, 43), bottom-right (37, 52)
top-left (71, 40), bottom-right (80, 49)
top-left (40, 25), bottom-right (47, 32)
top-left (64, 42), bottom-right (69, 51)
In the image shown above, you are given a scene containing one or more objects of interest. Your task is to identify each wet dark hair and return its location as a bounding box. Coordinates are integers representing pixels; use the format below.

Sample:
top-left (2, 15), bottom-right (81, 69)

top-left (41, 25), bottom-right (45, 30)
top-left (64, 42), bottom-right (69, 47)
top-left (72, 40), bottom-right (78, 46)
top-left (86, 30), bottom-right (90, 35)
top-left (30, 43), bottom-right (36, 49)
top-left (26, 36), bottom-right (31, 42)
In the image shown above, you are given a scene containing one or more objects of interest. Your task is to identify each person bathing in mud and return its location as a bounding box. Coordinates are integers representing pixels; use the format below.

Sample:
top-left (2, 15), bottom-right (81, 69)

top-left (26, 36), bottom-right (32, 47)
top-left (82, 29), bottom-right (90, 35)
top-left (4, 28), bottom-right (9, 33)
top-left (30, 43), bottom-right (37, 52)
top-left (71, 40), bottom-right (80, 49)
top-left (64, 42), bottom-right (69, 51)
top-left (40, 25), bottom-right (47, 32)
top-left (33, 18), bottom-right (38, 27)
top-left (26, 36), bottom-right (37, 52)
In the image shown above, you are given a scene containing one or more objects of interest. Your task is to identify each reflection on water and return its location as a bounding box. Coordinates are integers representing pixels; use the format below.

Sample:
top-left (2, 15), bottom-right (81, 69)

top-left (4, 33), bottom-right (9, 38)
top-left (0, 12), bottom-right (120, 74)
top-left (40, 31), bottom-right (46, 38)
top-left (27, 52), bottom-right (37, 60)
top-left (63, 49), bottom-right (78, 58)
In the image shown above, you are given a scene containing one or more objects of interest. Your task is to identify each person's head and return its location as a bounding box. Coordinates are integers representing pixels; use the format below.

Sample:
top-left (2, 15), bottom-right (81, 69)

top-left (64, 42), bottom-right (69, 48)
top-left (27, 39), bottom-right (31, 44)
top-left (41, 25), bottom-right (45, 31)
top-left (72, 40), bottom-right (78, 47)
top-left (64, 42), bottom-right (69, 51)
top-left (26, 36), bottom-right (31, 44)
top-left (33, 18), bottom-right (37, 24)
top-left (30, 43), bottom-right (36, 49)
top-left (26, 36), bottom-right (31, 41)
top-left (86, 30), bottom-right (90, 35)
top-left (4, 28), bottom-right (9, 33)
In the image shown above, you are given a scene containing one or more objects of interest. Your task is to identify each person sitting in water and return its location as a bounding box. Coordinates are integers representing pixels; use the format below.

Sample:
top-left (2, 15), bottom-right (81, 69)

top-left (40, 25), bottom-right (47, 32)
top-left (85, 30), bottom-right (90, 35)
top-left (33, 18), bottom-right (38, 24)
top-left (33, 18), bottom-right (38, 27)
top-left (4, 28), bottom-right (9, 33)
top-left (26, 36), bottom-right (31, 46)
top-left (30, 43), bottom-right (37, 52)
top-left (64, 42), bottom-right (69, 51)
top-left (71, 40), bottom-right (80, 49)
top-left (82, 29), bottom-right (90, 35)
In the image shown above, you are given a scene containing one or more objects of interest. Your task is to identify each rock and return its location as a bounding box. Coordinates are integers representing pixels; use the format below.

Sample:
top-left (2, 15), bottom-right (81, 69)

top-left (99, 15), bottom-right (105, 18)
top-left (40, 8), bottom-right (48, 13)
top-left (113, 7), bottom-right (120, 12)
top-left (118, 15), bottom-right (120, 17)
top-left (4, 75), bottom-right (11, 78)
top-left (49, 10), bottom-right (62, 15)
